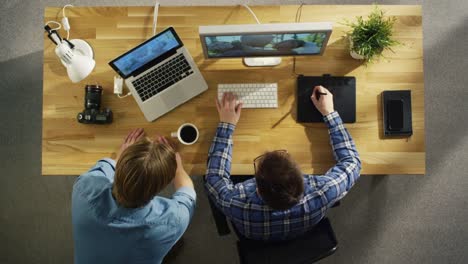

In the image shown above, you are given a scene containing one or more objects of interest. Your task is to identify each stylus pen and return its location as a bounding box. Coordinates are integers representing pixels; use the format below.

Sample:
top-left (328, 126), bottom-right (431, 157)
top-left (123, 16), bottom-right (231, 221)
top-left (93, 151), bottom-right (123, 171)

top-left (317, 92), bottom-right (327, 95)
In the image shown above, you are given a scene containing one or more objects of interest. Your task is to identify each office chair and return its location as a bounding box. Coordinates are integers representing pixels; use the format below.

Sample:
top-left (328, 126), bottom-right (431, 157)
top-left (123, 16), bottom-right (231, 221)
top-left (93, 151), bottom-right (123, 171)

top-left (205, 175), bottom-right (339, 264)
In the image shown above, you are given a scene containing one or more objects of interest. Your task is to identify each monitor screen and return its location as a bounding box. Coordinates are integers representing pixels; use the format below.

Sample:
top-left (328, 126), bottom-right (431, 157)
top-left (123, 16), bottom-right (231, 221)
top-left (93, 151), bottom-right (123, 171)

top-left (203, 32), bottom-right (328, 58)
top-left (110, 29), bottom-right (181, 77)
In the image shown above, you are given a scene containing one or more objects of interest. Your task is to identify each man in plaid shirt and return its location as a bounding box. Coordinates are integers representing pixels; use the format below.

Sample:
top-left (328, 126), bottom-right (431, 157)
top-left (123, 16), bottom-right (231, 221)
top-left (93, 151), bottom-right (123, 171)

top-left (205, 86), bottom-right (361, 241)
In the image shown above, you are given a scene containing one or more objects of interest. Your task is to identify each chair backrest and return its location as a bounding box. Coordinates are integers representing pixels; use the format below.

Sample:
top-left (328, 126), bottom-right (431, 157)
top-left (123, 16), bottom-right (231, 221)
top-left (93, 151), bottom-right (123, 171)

top-left (204, 175), bottom-right (339, 263)
top-left (236, 218), bottom-right (338, 264)
top-left (206, 193), bottom-right (231, 236)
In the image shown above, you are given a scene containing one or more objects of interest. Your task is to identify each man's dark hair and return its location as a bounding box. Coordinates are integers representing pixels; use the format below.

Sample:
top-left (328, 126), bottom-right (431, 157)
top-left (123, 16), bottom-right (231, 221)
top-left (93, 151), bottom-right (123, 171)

top-left (255, 152), bottom-right (304, 210)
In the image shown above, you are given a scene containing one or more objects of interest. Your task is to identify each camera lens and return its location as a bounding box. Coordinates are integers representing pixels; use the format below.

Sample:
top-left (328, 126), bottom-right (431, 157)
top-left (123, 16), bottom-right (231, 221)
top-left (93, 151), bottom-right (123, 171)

top-left (84, 85), bottom-right (102, 109)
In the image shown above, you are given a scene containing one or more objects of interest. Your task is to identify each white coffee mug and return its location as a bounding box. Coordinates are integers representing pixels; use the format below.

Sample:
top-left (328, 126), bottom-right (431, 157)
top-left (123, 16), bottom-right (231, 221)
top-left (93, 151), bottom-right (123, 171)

top-left (171, 123), bottom-right (199, 145)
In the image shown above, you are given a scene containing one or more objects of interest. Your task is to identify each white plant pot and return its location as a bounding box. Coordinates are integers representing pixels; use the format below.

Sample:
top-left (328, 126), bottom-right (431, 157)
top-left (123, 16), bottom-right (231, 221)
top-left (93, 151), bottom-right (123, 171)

top-left (350, 50), bottom-right (365, 60)
top-left (349, 38), bottom-right (365, 60)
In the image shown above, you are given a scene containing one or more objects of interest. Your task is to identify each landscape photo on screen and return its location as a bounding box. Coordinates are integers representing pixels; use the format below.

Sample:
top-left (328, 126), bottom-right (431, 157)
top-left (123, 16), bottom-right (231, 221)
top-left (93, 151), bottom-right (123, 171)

top-left (114, 30), bottom-right (179, 76)
top-left (205, 32), bottom-right (327, 57)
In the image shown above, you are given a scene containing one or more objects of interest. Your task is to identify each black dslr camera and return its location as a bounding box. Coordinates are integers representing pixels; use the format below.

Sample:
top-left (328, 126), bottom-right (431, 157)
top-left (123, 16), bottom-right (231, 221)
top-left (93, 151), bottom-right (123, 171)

top-left (77, 85), bottom-right (113, 124)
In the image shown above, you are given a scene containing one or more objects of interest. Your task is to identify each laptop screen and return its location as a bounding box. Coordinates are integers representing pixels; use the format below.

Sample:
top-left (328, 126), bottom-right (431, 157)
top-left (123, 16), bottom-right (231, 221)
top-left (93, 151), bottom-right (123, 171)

top-left (109, 27), bottom-right (183, 78)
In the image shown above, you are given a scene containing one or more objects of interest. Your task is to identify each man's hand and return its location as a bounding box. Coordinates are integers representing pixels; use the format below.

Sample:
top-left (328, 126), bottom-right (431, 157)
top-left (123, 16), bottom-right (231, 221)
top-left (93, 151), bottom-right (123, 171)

top-left (157, 135), bottom-right (194, 190)
top-left (156, 135), bottom-right (178, 152)
top-left (310, 86), bottom-right (335, 116)
top-left (157, 136), bottom-right (184, 173)
top-left (116, 128), bottom-right (145, 161)
top-left (216, 92), bottom-right (243, 125)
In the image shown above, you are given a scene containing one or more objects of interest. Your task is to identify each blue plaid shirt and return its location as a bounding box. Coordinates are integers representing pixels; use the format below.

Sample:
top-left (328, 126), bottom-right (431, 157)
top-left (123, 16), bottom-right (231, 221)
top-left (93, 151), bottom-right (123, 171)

top-left (205, 111), bottom-right (361, 241)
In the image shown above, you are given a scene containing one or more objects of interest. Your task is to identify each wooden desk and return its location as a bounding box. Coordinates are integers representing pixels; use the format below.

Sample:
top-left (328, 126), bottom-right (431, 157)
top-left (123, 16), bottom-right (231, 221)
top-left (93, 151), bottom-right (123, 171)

top-left (42, 5), bottom-right (425, 176)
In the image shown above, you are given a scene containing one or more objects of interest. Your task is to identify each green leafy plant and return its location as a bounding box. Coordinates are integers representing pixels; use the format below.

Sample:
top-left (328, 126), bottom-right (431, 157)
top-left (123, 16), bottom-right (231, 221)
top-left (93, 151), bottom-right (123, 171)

top-left (346, 5), bottom-right (399, 63)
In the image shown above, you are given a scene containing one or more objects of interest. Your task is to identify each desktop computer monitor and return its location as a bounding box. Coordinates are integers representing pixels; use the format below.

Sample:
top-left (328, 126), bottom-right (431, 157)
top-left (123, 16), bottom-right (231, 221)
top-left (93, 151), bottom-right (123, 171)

top-left (199, 22), bottom-right (332, 66)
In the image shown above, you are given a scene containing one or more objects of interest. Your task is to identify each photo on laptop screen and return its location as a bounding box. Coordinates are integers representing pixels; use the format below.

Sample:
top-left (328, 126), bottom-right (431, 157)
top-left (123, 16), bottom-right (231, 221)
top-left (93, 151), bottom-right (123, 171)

top-left (204, 33), bottom-right (327, 58)
top-left (113, 30), bottom-right (180, 76)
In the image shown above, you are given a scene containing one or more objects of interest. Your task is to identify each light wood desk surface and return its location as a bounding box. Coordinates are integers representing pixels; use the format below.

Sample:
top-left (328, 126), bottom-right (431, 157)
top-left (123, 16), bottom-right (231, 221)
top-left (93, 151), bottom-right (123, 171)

top-left (42, 5), bottom-right (425, 176)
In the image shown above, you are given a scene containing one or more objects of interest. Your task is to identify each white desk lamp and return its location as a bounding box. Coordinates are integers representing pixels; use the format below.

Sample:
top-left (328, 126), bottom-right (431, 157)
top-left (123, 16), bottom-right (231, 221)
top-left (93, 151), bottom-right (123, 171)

top-left (45, 25), bottom-right (95, 83)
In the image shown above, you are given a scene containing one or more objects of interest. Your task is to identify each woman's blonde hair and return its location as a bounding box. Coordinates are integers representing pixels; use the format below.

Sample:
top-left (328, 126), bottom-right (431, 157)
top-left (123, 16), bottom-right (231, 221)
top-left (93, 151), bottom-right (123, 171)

top-left (112, 139), bottom-right (177, 208)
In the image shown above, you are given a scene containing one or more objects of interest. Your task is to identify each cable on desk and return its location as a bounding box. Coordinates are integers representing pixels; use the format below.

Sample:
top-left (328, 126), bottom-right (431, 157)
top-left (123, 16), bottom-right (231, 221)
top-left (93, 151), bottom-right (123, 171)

top-left (295, 3), bottom-right (304, 23)
top-left (62, 4), bottom-right (74, 39)
top-left (292, 3), bottom-right (305, 77)
top-left (44, 4), bottom-right (74, 39)
top-left (117, 92), bottom-right (132, 99)
top-left (45, 21), bottom-right (62, 31)
top-left (242, 4), bottom-right (261, 24)
top-left (153, 0), bottom-right (160, 36)
top-left (62, 4), bottom-right (73, 17)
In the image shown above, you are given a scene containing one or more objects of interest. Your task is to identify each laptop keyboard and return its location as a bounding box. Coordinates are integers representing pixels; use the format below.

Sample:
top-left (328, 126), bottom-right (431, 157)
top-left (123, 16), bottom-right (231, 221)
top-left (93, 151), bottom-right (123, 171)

top-left (132, 53), bottom-right (194, 102)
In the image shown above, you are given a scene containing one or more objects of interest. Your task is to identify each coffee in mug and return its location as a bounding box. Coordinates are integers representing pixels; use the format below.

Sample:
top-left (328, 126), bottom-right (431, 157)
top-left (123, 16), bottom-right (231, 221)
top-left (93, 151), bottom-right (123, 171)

top-left (171, 123), bottom-right (199, 145)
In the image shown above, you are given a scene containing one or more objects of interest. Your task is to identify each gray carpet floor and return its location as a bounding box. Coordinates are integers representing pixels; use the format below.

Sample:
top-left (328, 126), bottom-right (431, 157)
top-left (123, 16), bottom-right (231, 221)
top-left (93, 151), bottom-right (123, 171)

top-left (1, 0), bottom-right (467, 263)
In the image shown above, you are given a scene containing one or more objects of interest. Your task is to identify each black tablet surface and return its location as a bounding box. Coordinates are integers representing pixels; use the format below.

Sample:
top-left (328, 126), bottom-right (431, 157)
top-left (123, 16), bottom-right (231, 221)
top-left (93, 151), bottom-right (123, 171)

top-left (297, 75), bottom-right (356, 123)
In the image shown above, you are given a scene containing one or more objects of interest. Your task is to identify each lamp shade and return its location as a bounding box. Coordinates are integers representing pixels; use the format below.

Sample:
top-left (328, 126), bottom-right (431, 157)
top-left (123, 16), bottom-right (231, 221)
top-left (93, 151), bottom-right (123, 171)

top-left (66, 54), bottom-right (96, 83)
top-left (55, 39), bottom-right (96, 83)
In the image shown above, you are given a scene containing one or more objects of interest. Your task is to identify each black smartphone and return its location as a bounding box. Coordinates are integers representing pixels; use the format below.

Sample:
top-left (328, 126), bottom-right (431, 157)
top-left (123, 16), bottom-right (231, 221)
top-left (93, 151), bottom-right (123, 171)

top-left (387, 99), bottom-right (404, 130)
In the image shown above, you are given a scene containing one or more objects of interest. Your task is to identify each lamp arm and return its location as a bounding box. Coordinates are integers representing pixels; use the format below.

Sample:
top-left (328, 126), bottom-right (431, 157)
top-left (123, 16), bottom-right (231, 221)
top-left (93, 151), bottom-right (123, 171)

top-left (44, 25), bottom-right (62, 45)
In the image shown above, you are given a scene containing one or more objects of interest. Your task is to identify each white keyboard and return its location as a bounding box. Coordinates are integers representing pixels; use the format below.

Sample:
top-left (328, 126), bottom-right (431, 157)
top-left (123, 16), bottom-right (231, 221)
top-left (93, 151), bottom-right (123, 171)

top-left (217, 83), bottom-right (278, 108)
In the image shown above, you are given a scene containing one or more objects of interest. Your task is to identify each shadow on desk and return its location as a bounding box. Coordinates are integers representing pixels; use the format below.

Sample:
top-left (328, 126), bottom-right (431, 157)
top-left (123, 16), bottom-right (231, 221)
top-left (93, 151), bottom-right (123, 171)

top-left (294, 36), bottom-right (364, 76)
top-left (327, 36), bottom-right (365, 75)
top-left (194, 53), bottom-right (217, 71)
top-left (303, 125), bottom-right (335, 174)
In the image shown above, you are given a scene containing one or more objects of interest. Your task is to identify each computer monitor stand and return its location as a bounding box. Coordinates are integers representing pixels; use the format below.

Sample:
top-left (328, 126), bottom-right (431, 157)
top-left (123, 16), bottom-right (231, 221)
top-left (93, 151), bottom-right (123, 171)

top-left (243, 57), bottom-right (282, 67)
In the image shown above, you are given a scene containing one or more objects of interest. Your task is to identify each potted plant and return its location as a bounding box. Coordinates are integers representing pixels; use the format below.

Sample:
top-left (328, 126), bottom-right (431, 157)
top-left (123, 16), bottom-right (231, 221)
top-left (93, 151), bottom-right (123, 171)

top-left (346, 6), bottom-right (399, 62)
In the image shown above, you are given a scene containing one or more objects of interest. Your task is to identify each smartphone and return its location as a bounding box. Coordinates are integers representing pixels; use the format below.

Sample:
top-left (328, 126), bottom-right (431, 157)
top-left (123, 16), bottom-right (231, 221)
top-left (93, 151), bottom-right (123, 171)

top-left (387, 99), bottom-right (404, 130)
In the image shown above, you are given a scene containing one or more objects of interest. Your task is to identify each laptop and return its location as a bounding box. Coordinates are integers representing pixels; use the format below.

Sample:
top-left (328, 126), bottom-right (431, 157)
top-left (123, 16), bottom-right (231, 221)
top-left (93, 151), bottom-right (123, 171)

top-left (297, 75), bottom-right (356, 123)
top-left (109, 27), bottom-right (208, 121)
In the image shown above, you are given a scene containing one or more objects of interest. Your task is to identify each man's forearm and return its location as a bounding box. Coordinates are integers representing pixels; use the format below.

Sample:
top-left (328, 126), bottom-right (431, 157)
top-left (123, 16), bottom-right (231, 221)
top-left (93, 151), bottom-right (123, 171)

top-left (324, 112), bottom-right (360, 162)
top-left (204, 122), bottom-right (236, 203)
top-left (323, 111), bottom-right (361, 190)
top-left (206, 122), bottom-right (236, 180)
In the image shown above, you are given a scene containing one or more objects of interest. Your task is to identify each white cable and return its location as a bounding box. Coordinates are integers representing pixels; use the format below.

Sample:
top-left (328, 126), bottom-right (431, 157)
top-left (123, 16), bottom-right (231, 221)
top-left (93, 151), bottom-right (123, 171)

top-left (153, 0), bottom-right (160, 36)
top-left (241, 4), bottom-right (260, 24)
top-left (62, 4), bottom-right (74, 17)
top-left (45, 21), bottom-right (62, 30)
top-left (117, 92), bottom-right (132, 99)
top-left (61, 4), bottom-right (74, 39)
